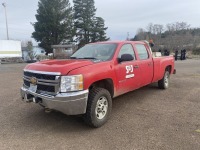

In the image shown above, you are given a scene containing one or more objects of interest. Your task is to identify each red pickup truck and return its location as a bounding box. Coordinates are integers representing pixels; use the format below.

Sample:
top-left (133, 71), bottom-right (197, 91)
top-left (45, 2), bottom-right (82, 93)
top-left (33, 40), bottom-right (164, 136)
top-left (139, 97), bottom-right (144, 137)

top-left (21, 41), bottom-right (175, 127)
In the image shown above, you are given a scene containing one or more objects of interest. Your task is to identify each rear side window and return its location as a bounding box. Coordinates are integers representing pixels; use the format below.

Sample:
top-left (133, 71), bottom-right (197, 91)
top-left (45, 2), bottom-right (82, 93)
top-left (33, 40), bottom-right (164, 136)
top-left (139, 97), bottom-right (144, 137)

top-left (118, 44), bottom-right (136, 60)
top-left (135, 44), bottom-right (149, 60)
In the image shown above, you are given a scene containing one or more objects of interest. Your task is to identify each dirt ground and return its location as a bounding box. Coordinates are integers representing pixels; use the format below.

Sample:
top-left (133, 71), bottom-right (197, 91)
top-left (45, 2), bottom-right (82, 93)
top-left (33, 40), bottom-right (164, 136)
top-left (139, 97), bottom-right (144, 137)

top-left (0, 59), bottom-right (200, 150)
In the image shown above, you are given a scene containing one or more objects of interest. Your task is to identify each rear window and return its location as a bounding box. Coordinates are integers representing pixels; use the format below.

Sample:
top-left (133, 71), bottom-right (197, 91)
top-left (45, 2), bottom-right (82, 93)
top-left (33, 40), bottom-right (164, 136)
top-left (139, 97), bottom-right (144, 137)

top-left (135, 44), bottom-right (149, 60)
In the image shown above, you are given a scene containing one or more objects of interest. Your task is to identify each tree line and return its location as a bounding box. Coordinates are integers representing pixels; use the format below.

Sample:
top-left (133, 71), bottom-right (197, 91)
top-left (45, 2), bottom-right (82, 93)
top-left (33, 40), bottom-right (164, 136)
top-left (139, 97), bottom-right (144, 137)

top-left (32, 0), bottom-right (109, 54)
top-left (131, 22), bottom-right (200, 54)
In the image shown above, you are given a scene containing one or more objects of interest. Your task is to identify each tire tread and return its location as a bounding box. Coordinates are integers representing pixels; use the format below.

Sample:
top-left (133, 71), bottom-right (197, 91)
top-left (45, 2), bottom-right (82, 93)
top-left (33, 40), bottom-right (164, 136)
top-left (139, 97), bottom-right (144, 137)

top-left (83, 87), bottom-right (112, 127)
top-left (158, 71), bottom-right (169, 89)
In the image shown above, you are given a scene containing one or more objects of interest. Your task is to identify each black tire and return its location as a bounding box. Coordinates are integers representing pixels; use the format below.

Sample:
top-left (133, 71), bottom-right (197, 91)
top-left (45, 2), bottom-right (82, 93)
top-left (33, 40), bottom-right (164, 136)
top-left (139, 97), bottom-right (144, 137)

top-left (158, 70), bottom-right (170, 89)
top-left (83, 88), bottom-right (112, 128)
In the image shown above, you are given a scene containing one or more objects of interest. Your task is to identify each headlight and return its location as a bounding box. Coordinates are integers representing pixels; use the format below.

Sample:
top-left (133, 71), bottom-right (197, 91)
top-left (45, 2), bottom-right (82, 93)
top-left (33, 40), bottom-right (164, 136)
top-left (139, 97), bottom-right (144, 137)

top-left (60, 75), bottom-right (83, 92)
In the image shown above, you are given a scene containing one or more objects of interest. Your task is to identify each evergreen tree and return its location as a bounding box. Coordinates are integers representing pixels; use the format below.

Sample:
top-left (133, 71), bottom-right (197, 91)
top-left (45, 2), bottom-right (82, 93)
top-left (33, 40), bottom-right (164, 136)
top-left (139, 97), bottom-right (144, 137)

top-left (73, 0), bottom-right (109, 47)
top-left (91, 17), bottom-right (109, 42)
top-left (32, 0), bottom-right (74, 54)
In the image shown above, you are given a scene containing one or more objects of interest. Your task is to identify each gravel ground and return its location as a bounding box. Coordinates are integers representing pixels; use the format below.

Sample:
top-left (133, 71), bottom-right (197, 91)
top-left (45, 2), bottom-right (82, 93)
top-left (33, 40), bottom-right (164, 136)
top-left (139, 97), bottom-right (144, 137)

top-left (0, 59), bottom-right (200, 150)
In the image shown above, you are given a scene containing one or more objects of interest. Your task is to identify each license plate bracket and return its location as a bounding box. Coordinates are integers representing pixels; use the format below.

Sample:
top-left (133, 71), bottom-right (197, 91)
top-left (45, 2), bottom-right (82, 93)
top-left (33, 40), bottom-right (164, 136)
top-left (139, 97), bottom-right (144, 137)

top-left (29, 84), bottom-right (37, 93)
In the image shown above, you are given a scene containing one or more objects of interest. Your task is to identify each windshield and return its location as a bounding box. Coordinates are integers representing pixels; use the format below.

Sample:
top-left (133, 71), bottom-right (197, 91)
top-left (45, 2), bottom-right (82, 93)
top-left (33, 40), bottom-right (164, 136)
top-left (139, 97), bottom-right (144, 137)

top-left (71, 43), bottom-right (117, 61)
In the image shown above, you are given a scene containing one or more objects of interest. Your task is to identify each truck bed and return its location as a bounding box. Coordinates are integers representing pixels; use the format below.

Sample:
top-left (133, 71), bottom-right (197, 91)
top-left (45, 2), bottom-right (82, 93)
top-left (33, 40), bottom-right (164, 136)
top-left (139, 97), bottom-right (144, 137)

top-left (152, 55), bottom-right (175, 83)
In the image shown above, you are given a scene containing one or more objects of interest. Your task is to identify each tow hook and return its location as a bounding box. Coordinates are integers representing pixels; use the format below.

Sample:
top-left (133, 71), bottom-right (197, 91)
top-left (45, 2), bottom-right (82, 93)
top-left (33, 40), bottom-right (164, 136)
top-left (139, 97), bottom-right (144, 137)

top-left (32, 97), bottom-right (42, 103)
top-left (24, 94), bottom-right (33, 103)
top-left (45, 108), bottom-right (52, 113)
top-left (24, 94), bottom-right (42, 103)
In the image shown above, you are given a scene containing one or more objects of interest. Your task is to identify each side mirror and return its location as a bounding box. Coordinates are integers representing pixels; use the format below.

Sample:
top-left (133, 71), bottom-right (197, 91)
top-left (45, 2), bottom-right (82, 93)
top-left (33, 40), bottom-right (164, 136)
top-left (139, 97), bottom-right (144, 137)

top-left (118, 54), bottom-right (134, 63)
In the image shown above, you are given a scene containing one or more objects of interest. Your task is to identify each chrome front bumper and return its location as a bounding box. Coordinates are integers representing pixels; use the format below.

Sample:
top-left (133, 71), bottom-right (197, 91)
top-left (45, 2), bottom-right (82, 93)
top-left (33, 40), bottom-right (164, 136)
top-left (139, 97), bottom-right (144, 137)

top-left (20, 87), bottom-right (89, 115)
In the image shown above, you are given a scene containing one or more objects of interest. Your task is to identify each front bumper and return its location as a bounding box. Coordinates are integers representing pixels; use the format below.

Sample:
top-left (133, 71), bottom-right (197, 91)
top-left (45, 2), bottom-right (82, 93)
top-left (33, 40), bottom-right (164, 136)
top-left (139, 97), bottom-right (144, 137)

top-left (20, 87), bottom-right (89, 115)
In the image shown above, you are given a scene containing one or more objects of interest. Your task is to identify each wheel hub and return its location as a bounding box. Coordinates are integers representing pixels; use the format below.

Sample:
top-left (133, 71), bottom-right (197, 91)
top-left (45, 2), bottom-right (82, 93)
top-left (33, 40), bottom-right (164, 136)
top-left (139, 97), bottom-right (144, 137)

top-left (95, 96), bottom-right (108, 120)
top-left (164, 73), bottom-right (169, 87)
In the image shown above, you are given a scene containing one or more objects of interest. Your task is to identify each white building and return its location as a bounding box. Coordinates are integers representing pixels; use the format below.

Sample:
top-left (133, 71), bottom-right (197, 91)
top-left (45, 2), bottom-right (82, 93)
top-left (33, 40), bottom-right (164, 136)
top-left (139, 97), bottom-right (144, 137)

top-left (0, 40), bottom-right (22, 58)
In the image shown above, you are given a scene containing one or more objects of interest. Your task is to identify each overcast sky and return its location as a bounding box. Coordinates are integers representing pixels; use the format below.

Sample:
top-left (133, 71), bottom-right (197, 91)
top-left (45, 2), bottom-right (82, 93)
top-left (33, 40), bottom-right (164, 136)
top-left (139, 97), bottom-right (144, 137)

top-left (0, 0), bottom-right (200, 45)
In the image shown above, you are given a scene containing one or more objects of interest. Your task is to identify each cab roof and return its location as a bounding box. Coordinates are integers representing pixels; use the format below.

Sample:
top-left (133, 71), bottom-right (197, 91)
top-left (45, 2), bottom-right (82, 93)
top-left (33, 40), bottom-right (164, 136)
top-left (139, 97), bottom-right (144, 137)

top-left (89, 40), bottom-right (147, 45)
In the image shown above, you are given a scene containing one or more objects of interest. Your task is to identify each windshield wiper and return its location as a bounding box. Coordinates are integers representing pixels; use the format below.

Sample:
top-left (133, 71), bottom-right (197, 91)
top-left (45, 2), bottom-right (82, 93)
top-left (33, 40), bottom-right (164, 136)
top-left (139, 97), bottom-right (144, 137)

top-left (81, 57), bottom-right (97, 59)
top-left (70, 57), bottom-right (99, 60)
top-left (70, 57), bottom-right (77, 59)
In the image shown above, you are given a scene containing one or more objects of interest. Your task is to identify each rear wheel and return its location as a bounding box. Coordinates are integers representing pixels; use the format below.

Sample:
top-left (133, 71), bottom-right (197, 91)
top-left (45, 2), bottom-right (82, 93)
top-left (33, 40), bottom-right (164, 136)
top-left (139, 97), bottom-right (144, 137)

top-left (83, 88), bottom-right (112, 128)
top-left (158, 71), bottom-right (170, 89)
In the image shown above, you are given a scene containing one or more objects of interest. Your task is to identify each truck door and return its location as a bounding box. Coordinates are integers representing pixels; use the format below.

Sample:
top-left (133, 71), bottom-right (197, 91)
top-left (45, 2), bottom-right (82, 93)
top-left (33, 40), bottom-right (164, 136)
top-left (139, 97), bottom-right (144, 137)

top-left (115, 44), bottom-right (141, 95)
top-left (134, 44), bottom-right (154, 86)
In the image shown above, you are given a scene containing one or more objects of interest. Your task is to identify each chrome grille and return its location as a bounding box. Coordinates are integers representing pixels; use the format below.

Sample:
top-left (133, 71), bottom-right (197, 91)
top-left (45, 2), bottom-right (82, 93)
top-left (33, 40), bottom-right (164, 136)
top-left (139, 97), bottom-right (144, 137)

top-left (23, 70), bottom-right (60, 94)
top-left (24, 71), bottom-right (56, 80)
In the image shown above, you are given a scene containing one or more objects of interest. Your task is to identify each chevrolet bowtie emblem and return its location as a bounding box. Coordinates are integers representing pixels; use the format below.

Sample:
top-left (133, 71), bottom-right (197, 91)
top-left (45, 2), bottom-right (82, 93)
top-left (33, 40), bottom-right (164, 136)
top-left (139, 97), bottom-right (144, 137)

top-left (30, 77), bottom-right (37, 85)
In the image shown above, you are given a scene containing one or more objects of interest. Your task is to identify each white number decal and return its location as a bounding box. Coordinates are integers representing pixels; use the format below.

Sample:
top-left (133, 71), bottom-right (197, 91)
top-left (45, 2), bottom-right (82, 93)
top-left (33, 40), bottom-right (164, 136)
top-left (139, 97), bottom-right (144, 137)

top-left (126, 65), bottom-right (133, 74)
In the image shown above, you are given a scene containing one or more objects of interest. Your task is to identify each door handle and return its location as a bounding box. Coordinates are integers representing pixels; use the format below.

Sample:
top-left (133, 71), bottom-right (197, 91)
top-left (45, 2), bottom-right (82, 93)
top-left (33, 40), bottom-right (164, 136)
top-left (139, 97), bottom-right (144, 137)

top-left (134, 65), bottom-right (139, 69)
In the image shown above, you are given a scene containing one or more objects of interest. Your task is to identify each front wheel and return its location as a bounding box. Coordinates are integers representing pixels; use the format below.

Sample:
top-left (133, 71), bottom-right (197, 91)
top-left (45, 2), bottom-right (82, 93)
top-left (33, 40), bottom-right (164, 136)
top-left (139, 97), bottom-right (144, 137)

top-left (158, 71), bottom-right (170, 89)
top-left (83, 88), bottom-right (112, 128)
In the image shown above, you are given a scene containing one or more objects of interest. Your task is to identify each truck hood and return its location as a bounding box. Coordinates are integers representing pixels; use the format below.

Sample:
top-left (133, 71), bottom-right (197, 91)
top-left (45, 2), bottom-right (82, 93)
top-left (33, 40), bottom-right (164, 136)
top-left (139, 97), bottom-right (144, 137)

top-left (24, 59), bottom-right (93, 75)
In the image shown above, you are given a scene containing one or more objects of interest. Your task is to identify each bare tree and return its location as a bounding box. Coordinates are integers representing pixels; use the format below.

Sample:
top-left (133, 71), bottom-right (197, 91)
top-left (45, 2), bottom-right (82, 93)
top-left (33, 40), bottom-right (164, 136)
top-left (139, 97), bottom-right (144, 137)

top-left (133, 21), bottom-right (200, 54)
top-left (146, 23), bottom-right (153, 34)
top-left (136, 28), bottom-right (147, 40)
top-left (27, 41), bottom-right (36, 61)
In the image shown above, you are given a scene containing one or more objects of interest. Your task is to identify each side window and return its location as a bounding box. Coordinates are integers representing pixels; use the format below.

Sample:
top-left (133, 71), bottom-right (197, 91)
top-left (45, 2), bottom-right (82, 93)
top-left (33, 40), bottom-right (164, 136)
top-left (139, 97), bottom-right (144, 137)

top-left (118, 44), bottom-right (136, 60)
top-left (135, 44), bottom-right (149, 60)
